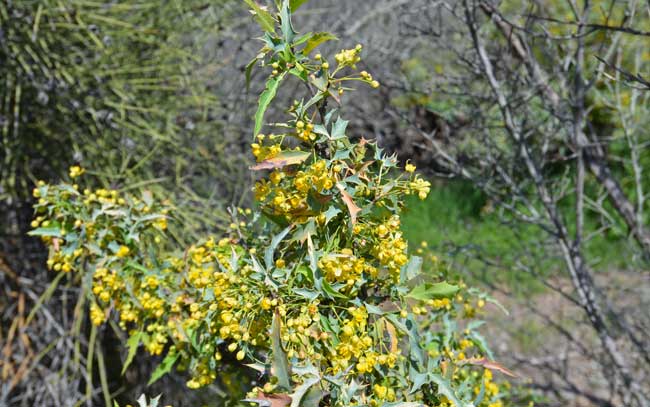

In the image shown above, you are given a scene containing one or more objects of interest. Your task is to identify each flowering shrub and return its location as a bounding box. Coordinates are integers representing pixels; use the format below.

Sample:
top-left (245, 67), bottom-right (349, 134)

top-left (30, 2), bottom-right (517, 406)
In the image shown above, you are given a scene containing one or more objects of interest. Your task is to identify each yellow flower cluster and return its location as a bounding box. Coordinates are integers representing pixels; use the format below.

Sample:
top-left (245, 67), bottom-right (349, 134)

top-left (90, 302), bottom-right (106, 326)
top-left (294, 120), bottom-right (316, 142)
top-left (329, 307), bottom-right (397, 376)
top-left (92, 267), bottom-right (124, 303)
top-left (335, 44), bottom-right (362, 67)
top-left (251, 138), bottom-right (282, 162)
top-left (409, 177), bottom-right (431, 200)
top-left (255, 159), bottom-right (336, 221)
top-left (369, 216), bottom-right (409, 279)
top-left (318, 248), bottom-right (376, 285)
top-left (360, 70), bottom-right (380, 89)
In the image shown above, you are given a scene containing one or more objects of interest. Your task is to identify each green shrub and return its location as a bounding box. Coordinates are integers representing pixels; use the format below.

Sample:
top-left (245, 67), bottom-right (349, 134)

top-left (31, 2), bottom-right (522, 406)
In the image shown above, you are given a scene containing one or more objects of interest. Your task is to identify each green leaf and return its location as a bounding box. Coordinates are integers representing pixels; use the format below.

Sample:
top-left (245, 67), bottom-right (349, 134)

top-left (254, 72), bottom-right (286, 137)
top-left (121, 331), bottom-right (142, 375)
top-left (364, 302), bottom-right (385, 315)
top-left (147, 352), bottom-right (179, 385)
top-left (330, 117), bottom-right (348, 140)
top-left (243, 0), bottom-right (276, 33)
top-left (28, 226), bottom-right (61, 237)
top-left (290, 0), bottom-right (310, 12)
top-left (245, 54), bottom-right (262, 91)
top-left (280, 0), bottom-right (296, 43)
top-left (289, 375), bottom-right (320, 407)
top-left (402, 256), bottom-right (423, 283)
top-left (405, 282), bottom-right (460, 301)
top-left (409, 371), bottom-right (430, 394)
top-left (271, 311), bottom-right (292, 390)
top-left (294, 288), bottom-right (319, 301)
top-left (300, 387), bottom-right (324, 407)
top-left (302, 32), bottom-right (338, 55)
top-left (303, 91), bottom-right (325, 111)
top-left (468, 330), bottom-right (494, 360)
top-left (429, 373), bottom-right (465, 407)
top-left (265, 225), bottom-right (292, 269)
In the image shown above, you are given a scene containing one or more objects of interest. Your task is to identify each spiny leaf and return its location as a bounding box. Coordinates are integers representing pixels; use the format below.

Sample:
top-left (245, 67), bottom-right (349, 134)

top-left (406, 282), bottom-right (460, 301)
top-left (280, 0), bottom-right (296, 43)
top-left (429, 373), bottom-right (465, 407)
top-left (147, 352), bottom-right (179, 385)
top-left (254, 72), bottom-right (287, 137)
top-left (330, 117), bottom-right (348, 140)
top-left (302, 32), bottom-right (337, 55)
top-left (244, 0), bottom-right (276, 33)
top-left (121, 331), bottom-right (142, 375)
top-left (271, 310), bottom-right (292, 390)
top-left (250, 150), bottom-right (310, 170)
top-left (289, 375), bottom-right (320, 407)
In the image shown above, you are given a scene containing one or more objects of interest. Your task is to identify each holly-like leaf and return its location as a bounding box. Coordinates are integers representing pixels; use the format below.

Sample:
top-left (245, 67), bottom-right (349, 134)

top-left (429, 373), bottom-right (464, 407)
top-left (254, 72), bottom-right (287, 137)
top-left (147, 352), bottom-right (179, 385)
top-left (280, 0), bottom-right (296, 43)
top-left (289, 375), bottom-right (320, 407)
top-left (121, 331), bottom-right (142, 375)
top-left (243, 0), bottom-right (276, 33)
top-left (302, 32), bottom-right (337, 55)
top-left (336, 183), bottom-right (361, 224)
top-left (330, 117), bottom-right (348, 140)
top-left (271, 310), bottom-right (292, 390)
top-left (250, 150), bottom-right (310, 170)
top-left (406, 282), bottom-right (460, 301)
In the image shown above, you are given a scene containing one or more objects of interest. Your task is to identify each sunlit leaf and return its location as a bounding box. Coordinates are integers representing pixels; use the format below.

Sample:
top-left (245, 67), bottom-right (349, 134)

top-left (243, 0), bottom-right (276, 33)
top-left (406, 282), bottom-right (460, 301)
top-left (250, 150), bottom-right (310, 170)
top-left (254, 72), bottom-right (287, 137)
top-left (302, 32), bottom-right (337, 55)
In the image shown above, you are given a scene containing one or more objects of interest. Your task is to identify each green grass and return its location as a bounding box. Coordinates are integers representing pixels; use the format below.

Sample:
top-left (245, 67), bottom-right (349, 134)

top-left (401, 180), bottom-right (635, 295)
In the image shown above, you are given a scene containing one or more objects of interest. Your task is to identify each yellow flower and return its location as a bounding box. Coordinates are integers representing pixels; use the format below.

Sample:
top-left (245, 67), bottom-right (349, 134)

top-left (90, 303), bottom-right (105, 325)
top-left (116, 245), bottom-right (130, 258)
top-left (405, 163), bottom-right (416, 173)
top-left (69, 165), bottom-right (85, 178)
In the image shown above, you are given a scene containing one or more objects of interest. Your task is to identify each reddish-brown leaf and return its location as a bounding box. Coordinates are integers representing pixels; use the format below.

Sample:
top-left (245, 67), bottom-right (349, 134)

top-left (250, 151), bottom-right (310, 171)
top-left (252, 392), bottom-right (292, 407)
top-left (463, 357), bottom-right (517, 377)
top-left (336, 183), bottom-right (361, 224)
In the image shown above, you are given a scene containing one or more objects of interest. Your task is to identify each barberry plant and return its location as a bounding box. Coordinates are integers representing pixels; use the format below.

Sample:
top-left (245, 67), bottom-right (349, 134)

top-left (30, 2), bottom-right (518, 406)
